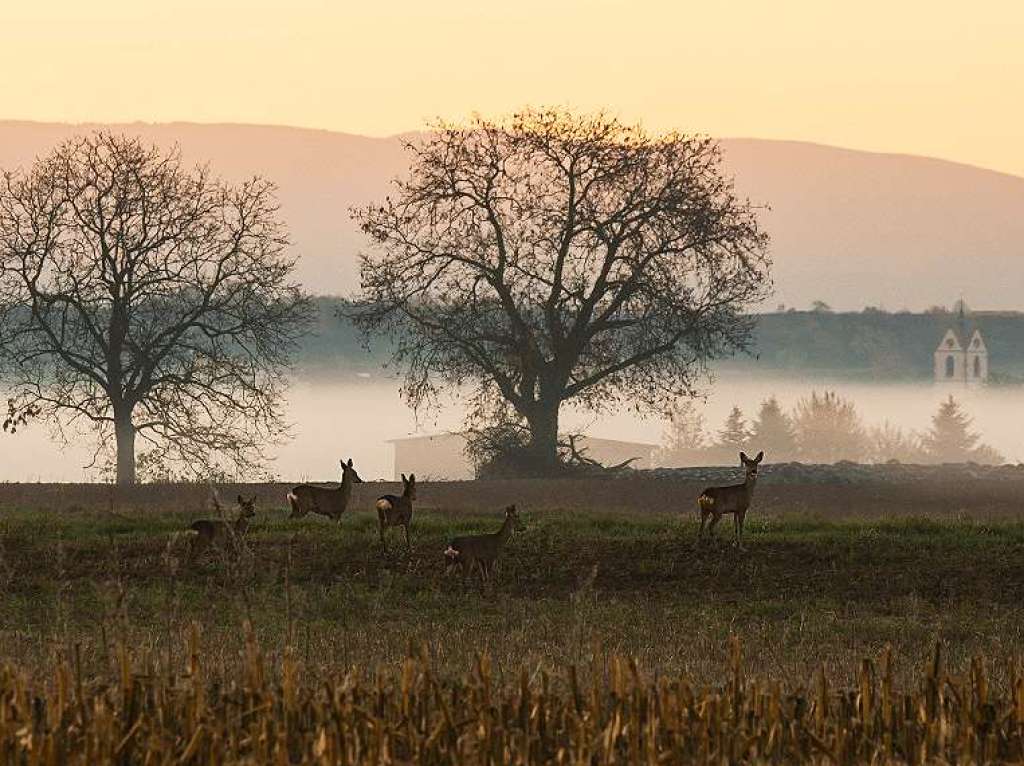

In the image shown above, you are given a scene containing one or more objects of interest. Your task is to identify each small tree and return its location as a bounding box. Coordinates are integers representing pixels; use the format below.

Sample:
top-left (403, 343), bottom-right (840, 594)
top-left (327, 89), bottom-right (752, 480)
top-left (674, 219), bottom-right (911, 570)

top-left (656, 400), bottom-right (709, 467)
top-left (749, 396), bottom-right (797, 461)
top-left (0, 133), bottom-right (313, 483)
top-left (921, 395), bottom-right (1003, 464)
top-left (715, 406), bottom-right (751, 458)
top-left (792, 390), bottom-right (867, 463)
top-left (349, 108), bottom-right (771, 474)
top-left (810, 300), bottom-right (832, 313)
top-left (868, 422), bottom-right (924, 464)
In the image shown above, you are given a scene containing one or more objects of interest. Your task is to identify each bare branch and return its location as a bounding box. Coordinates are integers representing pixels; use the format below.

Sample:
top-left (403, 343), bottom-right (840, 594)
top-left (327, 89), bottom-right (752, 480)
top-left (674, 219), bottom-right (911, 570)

top-left (0, 132), bottom-right (314, 483)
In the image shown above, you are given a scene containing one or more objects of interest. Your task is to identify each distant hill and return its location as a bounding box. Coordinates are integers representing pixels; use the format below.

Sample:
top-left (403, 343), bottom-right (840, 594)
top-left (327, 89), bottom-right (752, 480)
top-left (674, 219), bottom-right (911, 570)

top-left (1, 121), bottom-right (1022, 310)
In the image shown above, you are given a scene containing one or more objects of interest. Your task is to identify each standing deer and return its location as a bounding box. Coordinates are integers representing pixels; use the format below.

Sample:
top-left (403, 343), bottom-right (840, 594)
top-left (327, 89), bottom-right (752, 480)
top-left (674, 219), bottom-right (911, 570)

top-left (697, 451), bottom-right (764, 549)
top-left (188, 493), bottom-right (257, 561)
top-left (287, 458), bottom-right (363, 521)
top-left (376, 473), bottom-right (416, 553)
top-left (444, 504), bottom-right (524, 582)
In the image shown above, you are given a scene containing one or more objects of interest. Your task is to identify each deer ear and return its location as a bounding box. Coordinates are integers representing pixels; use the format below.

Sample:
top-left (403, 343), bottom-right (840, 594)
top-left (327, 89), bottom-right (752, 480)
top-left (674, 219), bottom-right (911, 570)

top-left (347, 458), bottom-right (354, 467)
top-left (409, 473), bottom-right (415, 483)
top-left (755, 451), bottom-right (764, 463)
top-left (739, 451), bottom-right (749, 463)
top-left (401, 473), bottom-right (407, 483)
top-left (237, 494), bottom-right (245, 505)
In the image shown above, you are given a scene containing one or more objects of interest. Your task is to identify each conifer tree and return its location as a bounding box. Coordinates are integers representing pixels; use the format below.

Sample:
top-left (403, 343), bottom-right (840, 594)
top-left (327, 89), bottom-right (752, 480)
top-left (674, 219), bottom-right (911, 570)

top-left (716, 406), bottom-right (751, 454)
top-left (749, 396), bottom-right (797, 461)
top-left (921, 395), bottom-right (1002, 464)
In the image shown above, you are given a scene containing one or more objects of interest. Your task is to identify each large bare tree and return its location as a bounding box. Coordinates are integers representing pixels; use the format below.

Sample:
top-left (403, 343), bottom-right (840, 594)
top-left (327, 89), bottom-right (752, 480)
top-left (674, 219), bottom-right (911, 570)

top-left (350, 109), bottom-right (772, 473)
top-left (0, 133), bottom-right (313, 484)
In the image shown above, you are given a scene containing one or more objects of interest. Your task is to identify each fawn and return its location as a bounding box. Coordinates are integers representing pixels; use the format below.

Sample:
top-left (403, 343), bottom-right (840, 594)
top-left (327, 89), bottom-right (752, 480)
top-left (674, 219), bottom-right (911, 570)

top-left (376, 473), bottom-right (416, 553)
top-left (287, 458), bottom-right (363, 521)
top-left (697, 450), bottom-right (764, 549)
top-left (444, 504), bottom-right (524, 581)
top-left (188, 493), bottom-right (257, 561)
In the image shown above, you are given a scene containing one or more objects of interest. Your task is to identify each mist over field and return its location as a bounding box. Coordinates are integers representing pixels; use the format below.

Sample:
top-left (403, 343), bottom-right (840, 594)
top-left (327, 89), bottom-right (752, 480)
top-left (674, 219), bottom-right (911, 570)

top-left (4, 373), bottom-right (1021, 482)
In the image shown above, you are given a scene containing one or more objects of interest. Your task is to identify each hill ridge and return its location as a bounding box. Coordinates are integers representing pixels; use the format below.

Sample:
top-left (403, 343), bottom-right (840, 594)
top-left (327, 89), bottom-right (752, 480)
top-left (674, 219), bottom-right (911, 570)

top-left (1, 120), bottom-right (1022, 310)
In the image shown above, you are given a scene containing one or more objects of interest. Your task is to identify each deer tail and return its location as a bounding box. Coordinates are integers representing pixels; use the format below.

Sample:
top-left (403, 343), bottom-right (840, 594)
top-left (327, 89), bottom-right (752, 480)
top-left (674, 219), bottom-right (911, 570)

top-left (444, 545), bottom-right (460, 561)
top-left (697, 493), bottom-right (714, 513)
top-left (376, 497), bottom-right (393, 514)
top-left (286, 492), bottom-right (300, 514)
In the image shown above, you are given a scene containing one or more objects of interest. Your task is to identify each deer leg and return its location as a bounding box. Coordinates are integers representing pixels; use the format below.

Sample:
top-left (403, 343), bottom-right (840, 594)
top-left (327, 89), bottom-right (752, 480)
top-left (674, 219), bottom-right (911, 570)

top-left (404, 524), bottom-right (411, 552)
top-left (481, 560), bottom-right (494, 592)
top-left (193, 536), bottom-right (210, 564)
top-left (707, 514), bottom-right (722, 544)
top-left (378, 514), bottom-right (387, 555)
top-left (737, 512), bottom-right (746, 550)
top-left (698, 510), bottom-right (709, 544)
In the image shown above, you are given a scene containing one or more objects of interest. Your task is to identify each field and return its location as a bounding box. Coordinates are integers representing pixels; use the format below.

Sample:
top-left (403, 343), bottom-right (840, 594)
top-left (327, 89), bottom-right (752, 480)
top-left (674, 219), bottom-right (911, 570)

top-left (2, 476), bottom-right (1024, 762)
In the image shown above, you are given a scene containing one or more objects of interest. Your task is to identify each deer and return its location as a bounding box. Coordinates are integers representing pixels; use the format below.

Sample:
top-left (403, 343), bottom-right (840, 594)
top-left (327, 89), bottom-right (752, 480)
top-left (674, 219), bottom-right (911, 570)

top-left (375, 473), bottom-right (416, 554)
top-left (188, 492), bottom-right (257, 561)
top-left (443, 504), bottom-right (524, 582)
top-left (286, 458), bottom-right (363, 521)
top-left (697, 450), bottom-right (764, 549)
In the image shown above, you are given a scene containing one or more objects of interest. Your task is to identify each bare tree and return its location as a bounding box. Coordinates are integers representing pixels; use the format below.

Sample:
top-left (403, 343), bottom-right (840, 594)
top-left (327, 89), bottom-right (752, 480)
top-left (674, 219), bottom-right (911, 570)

top-left (349, 109), bottom-right (771, 473)
top-left (0, 133), bottom-right (313, 484)
top-left (656, 400), bottom-right (710, 467)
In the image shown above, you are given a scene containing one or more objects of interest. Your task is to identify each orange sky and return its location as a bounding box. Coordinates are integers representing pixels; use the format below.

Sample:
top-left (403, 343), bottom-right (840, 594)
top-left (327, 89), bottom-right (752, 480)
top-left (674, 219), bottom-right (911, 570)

top-left (3, 1), bottom-right (1022, 176)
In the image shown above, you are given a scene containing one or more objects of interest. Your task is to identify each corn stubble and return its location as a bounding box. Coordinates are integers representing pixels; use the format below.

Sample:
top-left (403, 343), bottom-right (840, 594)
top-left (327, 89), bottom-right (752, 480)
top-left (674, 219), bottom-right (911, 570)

top-left (2, 631), bottom-right (1023, 765)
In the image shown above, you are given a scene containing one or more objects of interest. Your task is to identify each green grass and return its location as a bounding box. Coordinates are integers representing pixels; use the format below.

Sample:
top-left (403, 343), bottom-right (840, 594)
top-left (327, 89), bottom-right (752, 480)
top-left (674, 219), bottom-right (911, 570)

top-left (1, 500), bottom-right (1023, 691)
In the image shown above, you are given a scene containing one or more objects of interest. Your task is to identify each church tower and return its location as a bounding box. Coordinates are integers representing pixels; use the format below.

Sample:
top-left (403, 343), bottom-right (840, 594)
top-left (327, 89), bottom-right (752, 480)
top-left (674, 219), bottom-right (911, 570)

top-left (934, 301), bottom-right (988, 384)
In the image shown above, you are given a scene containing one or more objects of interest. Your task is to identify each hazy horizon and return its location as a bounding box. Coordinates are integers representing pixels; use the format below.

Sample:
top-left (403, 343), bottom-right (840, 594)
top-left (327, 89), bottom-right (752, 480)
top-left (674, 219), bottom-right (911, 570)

top-left (4, 121), bottom-right (1023, 312)
top-left (3, 117), bottom-right (1023, 182)
top-left (3, 2), bottom-right (1024, 176)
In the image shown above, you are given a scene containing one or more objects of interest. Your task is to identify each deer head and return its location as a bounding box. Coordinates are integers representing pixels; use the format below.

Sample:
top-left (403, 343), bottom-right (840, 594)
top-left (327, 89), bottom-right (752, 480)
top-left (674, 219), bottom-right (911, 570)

top-left (505, 504), bottom-right (525, 531)
top-left (739, 451), bottom-right (764, 482)
top-left (401, 473), bottom-right (417, 499)
top-left (236, 494), bottom-right (258, 518)
top-left (340, 458), bottom-right (363, 483)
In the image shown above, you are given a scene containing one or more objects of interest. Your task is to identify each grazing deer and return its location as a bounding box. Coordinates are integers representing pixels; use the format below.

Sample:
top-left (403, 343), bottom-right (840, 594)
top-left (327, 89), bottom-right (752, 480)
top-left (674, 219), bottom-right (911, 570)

top-left (376, 473), bottom-right (416, 553)
top-left (444, 504), bottom-right (524, 581)
top-left (188, 493), bottom-right (257, 561)
top-left (697, 451), bottom-right (764, 549)
top-left (287, 458), bottom-right (363, 521)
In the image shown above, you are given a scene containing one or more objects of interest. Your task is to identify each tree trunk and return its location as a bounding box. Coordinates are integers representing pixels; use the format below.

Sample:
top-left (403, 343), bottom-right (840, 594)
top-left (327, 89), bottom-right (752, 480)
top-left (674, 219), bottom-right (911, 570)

top-left (525, 402), bottom-right (560, 473)
top-left (114, 408), bottom-right (136, 485)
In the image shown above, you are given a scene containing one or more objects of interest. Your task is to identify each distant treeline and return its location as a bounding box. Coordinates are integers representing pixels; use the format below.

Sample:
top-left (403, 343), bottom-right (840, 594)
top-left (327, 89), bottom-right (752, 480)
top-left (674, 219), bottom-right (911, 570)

top-left (747, 310), bottom-right (1024, 379)
top-left (658, 391), bottom-right (1005, 467)
top-left (297, 299), bottom-right (1024, 379)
